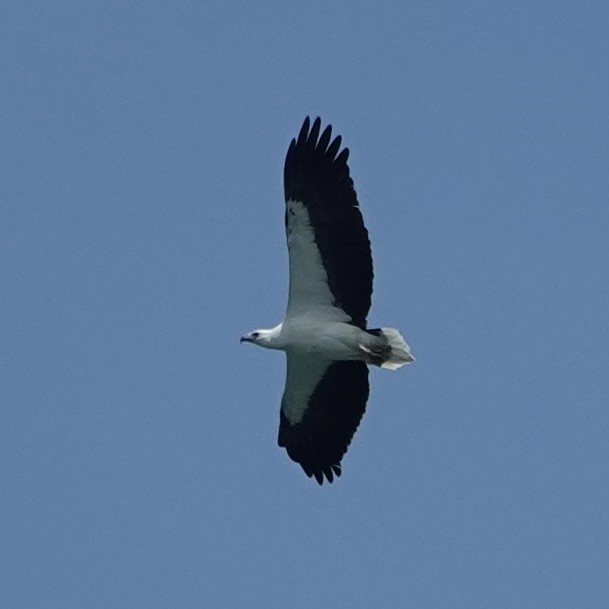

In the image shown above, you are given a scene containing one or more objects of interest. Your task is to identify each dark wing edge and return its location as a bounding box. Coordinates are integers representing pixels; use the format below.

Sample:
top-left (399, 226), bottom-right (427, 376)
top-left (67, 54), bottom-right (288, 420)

top-left (278, 360), bottom-right (370, 485)
top-left (284, 117), bottom-right (373, 328)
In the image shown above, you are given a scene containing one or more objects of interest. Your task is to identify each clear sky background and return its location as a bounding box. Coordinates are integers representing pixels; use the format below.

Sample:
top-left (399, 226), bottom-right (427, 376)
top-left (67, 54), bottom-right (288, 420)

top-left (1, 2), bottom-right (608, 607)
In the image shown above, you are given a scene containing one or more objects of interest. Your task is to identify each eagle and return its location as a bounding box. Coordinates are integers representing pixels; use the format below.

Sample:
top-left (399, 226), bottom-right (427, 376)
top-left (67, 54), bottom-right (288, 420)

top-left (241, 117), bottom-right (414, 484)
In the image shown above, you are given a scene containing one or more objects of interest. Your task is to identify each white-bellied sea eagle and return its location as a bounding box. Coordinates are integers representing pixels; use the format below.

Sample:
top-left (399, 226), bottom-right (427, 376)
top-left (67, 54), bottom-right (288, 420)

top-left (241, 117), bottom-right (414, 484)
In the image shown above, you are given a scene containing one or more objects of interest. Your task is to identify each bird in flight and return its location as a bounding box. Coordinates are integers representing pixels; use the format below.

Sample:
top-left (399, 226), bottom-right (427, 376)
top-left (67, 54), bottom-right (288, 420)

top-left (241, 117), bottom-right (414, 484)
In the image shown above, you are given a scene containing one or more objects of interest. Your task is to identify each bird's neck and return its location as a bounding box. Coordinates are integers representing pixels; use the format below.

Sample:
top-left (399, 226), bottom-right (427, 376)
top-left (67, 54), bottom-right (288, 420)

top-left (263, 323), bottom-right (284, 350)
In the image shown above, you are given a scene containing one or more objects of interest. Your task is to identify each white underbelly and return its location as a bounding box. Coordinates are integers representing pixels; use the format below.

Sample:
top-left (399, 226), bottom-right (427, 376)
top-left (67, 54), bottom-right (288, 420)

top-left (281, 319), bottom-right (362, 360)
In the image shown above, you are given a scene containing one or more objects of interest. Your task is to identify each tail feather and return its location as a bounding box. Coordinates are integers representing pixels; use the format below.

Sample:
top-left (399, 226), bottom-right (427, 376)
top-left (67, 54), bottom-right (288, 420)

top-left (378, 327), bottom-right (415, 371)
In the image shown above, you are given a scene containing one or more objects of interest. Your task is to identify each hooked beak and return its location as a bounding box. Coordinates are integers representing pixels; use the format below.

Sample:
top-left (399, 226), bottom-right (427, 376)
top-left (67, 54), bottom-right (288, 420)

top-left (240, 335), bottom-right (253, 344)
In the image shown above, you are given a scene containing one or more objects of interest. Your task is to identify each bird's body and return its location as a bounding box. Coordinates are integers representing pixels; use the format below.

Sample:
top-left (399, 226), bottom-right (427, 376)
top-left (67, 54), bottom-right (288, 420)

top-left (241, 117), bottom-right (414, 484)
top-left (252, 319), bottom-right (404, 366)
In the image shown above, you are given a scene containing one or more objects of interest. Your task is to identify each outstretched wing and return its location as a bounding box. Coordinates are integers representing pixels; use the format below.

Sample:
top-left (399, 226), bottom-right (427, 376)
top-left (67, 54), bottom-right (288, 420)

top-left (283, 117), bottom-right (373, 328)
top-left (278, 355), bottom-right (370, 484)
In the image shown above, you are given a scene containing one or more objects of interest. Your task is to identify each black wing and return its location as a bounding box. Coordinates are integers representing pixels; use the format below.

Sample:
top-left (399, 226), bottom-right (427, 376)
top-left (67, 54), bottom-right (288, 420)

top-left (284, 117), bottom-right (373, 328)
top-left (278, 358), bottom-right (370, 484)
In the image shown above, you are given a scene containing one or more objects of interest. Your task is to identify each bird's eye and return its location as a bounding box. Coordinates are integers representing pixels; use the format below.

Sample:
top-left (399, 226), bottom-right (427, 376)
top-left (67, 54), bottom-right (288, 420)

top-left (252, 332), bottom-right (259, 338)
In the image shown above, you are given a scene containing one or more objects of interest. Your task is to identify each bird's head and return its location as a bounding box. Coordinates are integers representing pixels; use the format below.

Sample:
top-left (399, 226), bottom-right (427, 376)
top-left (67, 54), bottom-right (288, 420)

top-left (240, 324), bottom-right (282, 349)
top-left (240, 328), bottom-right (275, 348)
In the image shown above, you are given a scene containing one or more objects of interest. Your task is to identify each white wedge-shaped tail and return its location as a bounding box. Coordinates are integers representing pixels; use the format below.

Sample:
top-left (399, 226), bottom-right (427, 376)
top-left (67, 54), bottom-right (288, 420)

top-left (379, 327), bottom-right (415, 370)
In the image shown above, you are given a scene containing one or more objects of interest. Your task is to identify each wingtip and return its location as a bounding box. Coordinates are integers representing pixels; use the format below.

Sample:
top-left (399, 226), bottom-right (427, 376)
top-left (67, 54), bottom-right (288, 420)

top-left (297, 116), bottom-right (311, 145)
top-left (309, 463), bottom-right (342, 485)
top-left (309, 117), bottom-right (321, 145)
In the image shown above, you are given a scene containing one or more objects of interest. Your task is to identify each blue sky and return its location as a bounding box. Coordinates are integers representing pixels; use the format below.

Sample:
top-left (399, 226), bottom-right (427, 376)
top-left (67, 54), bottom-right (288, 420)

top-left (1, 1), bottom-right (608, 607)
